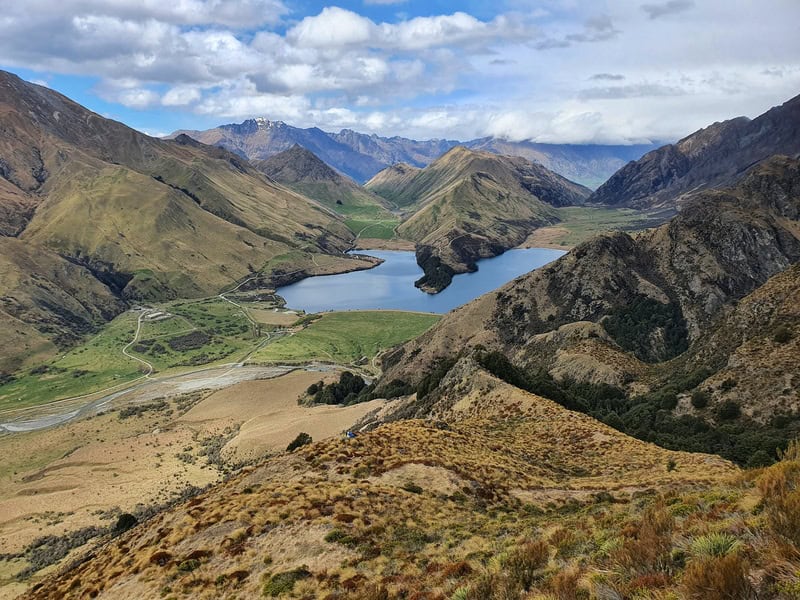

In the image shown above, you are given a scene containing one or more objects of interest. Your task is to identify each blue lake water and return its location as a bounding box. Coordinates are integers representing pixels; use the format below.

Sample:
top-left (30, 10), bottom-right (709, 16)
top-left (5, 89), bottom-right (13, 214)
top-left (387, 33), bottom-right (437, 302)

top-left (278, 248), bottom-right (566, 314)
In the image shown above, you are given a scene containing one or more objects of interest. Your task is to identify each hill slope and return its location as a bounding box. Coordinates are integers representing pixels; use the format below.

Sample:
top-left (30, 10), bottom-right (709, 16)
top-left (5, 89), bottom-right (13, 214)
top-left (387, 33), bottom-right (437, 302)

top-left (366, 146), bottom-right (591, 292)
top-left (590, 93), bottom-right (800, 208)
top-left (0, 70), bottom-right (370, 371)
top-left (255, 145), bottom-right (395, 225)
top-left (26, 367), bottom-right (739, 599)
top-left (376, 156), bottom-right (800, 464)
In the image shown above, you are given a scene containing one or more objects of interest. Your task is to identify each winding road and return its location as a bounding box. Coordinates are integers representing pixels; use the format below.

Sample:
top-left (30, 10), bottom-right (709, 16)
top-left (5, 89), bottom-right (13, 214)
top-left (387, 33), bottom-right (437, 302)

top-left (121, 309), bottom-right (155, 377)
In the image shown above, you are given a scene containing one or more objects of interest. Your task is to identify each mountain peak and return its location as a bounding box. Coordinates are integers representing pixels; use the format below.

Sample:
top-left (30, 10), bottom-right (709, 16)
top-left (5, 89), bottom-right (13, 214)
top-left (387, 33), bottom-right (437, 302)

top-left (256, 144), bottom-right (343, 184)
top-left (253, 117), bottom-right (286, 129)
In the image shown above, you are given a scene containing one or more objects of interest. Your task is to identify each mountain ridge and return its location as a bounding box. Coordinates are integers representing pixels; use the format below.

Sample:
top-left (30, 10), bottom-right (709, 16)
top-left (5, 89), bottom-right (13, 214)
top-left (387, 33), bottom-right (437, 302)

top-left (589, 93), bottom-right (800, 208)
top-left (372, 155), bottom-right (800, 466)
top-left (255, 145), bottom-right (396, 232)
top-left (170, 119), bottom-right (658, 187)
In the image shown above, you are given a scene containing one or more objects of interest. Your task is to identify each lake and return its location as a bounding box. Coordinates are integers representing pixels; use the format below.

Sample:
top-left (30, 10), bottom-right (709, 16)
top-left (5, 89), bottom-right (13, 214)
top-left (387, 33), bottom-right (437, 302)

top-left (278, 248), bottom-right (566, 314)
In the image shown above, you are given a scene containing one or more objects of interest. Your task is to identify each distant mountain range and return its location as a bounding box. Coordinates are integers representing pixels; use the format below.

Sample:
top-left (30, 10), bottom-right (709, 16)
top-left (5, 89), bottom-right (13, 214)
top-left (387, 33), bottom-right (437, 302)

top-left (590, 93), bottom-right (800, 208)
top-left (170, 119), bottom-right (657, 188)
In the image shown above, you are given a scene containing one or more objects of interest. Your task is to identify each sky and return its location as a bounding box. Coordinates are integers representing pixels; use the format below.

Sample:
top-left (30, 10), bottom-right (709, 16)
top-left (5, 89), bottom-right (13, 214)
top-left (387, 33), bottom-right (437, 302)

top-left (0, 0), bottom-right (798, 144)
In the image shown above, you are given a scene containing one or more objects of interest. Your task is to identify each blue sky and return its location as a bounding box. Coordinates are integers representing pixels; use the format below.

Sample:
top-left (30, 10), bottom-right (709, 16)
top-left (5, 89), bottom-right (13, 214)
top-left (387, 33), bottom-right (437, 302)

top-left (1, 0), bottom-right (799, 143)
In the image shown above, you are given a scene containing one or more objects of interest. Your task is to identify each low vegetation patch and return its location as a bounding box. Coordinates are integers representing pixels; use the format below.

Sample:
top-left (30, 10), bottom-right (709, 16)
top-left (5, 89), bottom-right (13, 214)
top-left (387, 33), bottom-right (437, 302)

top-left (476, 349), bottom-right (796, 465)
top-left (305, 371), bottom-right (367, 405)
top-left (262, 567), bottom-right (311, 597)
top-left (286, 432), bottom-right (312, 452)
top-left (603, 295), bottom-right (689, 362)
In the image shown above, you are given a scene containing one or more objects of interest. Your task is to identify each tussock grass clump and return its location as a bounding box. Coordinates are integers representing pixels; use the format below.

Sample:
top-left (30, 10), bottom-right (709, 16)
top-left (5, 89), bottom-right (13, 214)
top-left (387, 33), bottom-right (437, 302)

top-left (505, 540), bottom-right (549, 591)
top-left (690, 532), bottom-right (742, 558)
top-left (759, 440), bottom-right (800, 547)
top-left (682, 552), bottom-right (753, 600)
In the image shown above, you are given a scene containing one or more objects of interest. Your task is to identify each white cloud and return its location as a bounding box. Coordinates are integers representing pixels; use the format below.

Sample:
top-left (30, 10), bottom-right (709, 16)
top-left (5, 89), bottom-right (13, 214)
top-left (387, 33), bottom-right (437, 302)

top-left (162, 85), bottom-right (201, 106)
top-left (0, 0), bottom-right (797, 143)
top-left (288, 7), bottom-right (374, 49)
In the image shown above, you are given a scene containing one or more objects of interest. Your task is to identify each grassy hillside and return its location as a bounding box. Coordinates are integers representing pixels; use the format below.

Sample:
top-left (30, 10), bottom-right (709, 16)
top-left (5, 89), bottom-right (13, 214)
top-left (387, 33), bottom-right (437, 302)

top-left (256, 145), bottom-right (401, 242)
top-left (250, 311), bottom-right (440, 366)
top-left (376, 157), bottom-right (800, 467)
top-left (30, 370), bottom-right (794, 600)
top-left (0, 237), bottom-right (123, 373)
top-left (0, 69), bottom-right (368, 374)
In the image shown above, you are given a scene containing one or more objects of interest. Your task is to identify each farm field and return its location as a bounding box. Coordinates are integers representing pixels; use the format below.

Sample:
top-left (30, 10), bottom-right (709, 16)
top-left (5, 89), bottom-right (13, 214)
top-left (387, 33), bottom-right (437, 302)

top-left (249, 310), bottom-right (440, 367)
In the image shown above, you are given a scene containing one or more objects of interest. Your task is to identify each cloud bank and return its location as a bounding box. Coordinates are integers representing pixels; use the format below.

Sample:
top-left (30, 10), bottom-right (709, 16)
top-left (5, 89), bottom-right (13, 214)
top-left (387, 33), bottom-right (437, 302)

top-left (0, 0), bottom-right (797, 144)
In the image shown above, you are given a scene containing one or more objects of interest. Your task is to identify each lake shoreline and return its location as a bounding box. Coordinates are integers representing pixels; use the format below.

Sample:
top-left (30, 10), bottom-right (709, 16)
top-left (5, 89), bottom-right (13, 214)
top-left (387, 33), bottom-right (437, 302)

top-left (277, 247), bottom-right (566, 314)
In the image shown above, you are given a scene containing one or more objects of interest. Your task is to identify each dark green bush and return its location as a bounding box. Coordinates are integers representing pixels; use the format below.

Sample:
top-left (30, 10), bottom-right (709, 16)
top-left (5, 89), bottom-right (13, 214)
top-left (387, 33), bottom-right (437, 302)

top-left (177, 559), bottom-right (200, 572)
top-left (262, 567), bottom-right (311, 597)
top-left (286, 432), bottom-right (312, 452)
top-left (746, 450), bottom-right (774, 468)
top-left (774, 325), bottom-right (792, 344)
top-left (402, 482), bottom-right (423, 494)
top-left (691, 390), bottom-right (711, 409)
top-left (113, 513), bottom-right (137, 533)
top-left (416, 357), bottom-right (458, 400)
top-left (308, 371), bottom-right (366, 405)
top-left (717, 400), bottom-right (741, 421)
top-left (602, 296), bottom-right (689, 362)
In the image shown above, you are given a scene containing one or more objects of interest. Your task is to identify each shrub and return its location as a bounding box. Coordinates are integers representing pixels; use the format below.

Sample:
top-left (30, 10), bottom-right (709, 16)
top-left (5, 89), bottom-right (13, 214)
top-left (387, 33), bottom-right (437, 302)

top-left (402, 482), bottom-right (423, 494)
top-left (547, 565), bottom-right (584, 599)
top-left (717, 400), bottom-right (741, 421)
top-left (352, 585), bottom-right (390, 600)
top-left (465, 571), bottom-right (502, 599)
top-left (691, 390), bottom-right (710, 409)
top-left (113, 513), bottom-right (137, 533)
top-left (167, 330), bottom-right (211, 351)
top-left (286, 432), bottom-right (312, 452)
top-left (774, 325), bottom-right (792, 344)
top-left (262, 567), bottom-right (311, 597)
top-left (614, 502), bottom-right (674, 575)
top-left (746, 450), bottom-right (773, 468)
top-left (758, 444), bottom-right (800, 546)
top-left (308, 371), bottom-right (367, 405)
top-left (602, 295), bottom-right (689, 362)
top-left (177, 559), bottom-right (200, 572)
top-left (682, 552), bottom-right (752, 600)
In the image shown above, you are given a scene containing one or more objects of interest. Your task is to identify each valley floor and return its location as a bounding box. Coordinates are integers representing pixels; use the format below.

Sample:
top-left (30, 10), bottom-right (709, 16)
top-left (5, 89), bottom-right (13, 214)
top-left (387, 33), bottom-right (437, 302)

top-left (0, 295), bottom-right (438, 597)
